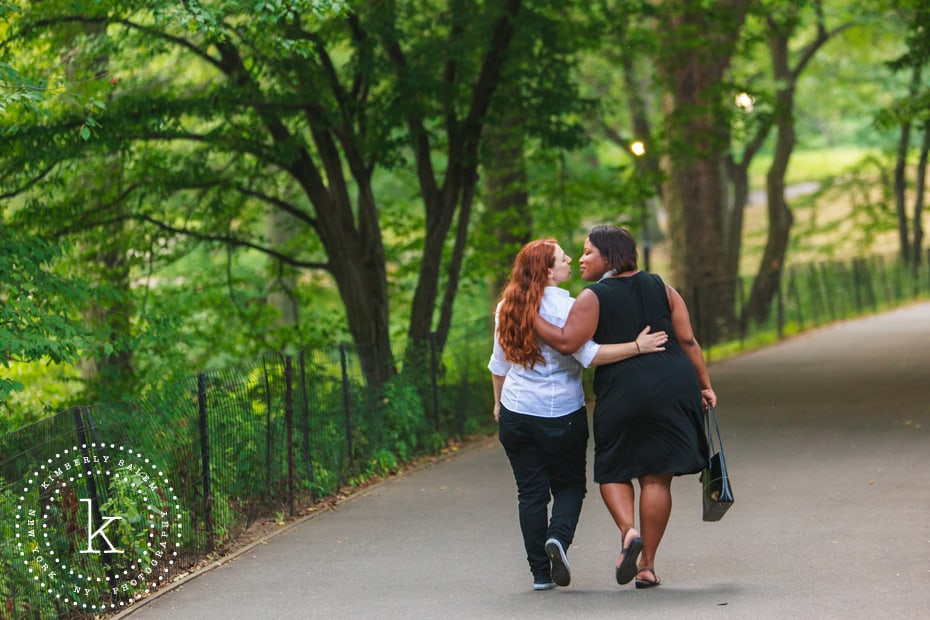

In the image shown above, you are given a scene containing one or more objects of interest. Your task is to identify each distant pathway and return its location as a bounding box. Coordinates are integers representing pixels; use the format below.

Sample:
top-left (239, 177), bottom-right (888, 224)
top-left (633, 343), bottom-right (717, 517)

top-left (118, 302), bottom-right (930, 619)
top-left (747, 180), bottom-right (820, 205)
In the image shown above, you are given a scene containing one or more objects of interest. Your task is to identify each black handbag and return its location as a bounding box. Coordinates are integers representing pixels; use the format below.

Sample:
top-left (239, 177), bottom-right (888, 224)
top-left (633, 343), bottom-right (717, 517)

top-left (701, 404), bottom-right (734, 521)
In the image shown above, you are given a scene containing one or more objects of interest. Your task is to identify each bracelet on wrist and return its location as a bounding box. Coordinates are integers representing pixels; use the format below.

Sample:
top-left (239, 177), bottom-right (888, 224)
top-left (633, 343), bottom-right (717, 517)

top-left (635, 341), bottom-right (641, 354)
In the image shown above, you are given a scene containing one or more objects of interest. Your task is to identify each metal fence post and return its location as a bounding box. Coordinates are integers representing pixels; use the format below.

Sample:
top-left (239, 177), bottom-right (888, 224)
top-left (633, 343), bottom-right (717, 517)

top-left (261, 356), bottom-right (273, 499)
top-left (339, 344), bottom-right (354, 474)
top-left (820, 264), bottom-right (836, 320)
top-left (877, 256), bottom-right (892, 304)
top-left (852, 259), bottom-right (863, 313)
top-left (285, 356), bottom-right (295, 518)
top-left (865, 257), bottom-right (878, 310)
top-left (736, 277), bottom-right (745, 347)
top-left (197, 372), bottom-right (215, 553)
top-left (74, 407), bottom-right (114, 580)
top-left (775, 278), bottom-right (785, 340)
top-left (429, 332), bottom-right (440, 432)
top-left (298, 351), bottom-right (315, 500)
top-left (787, 267), bottom-right (804, 331)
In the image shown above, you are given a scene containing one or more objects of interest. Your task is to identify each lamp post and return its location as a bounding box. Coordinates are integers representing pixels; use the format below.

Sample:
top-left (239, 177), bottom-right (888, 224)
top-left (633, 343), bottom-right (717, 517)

top-left (630, 140), bottom-right (650, 271)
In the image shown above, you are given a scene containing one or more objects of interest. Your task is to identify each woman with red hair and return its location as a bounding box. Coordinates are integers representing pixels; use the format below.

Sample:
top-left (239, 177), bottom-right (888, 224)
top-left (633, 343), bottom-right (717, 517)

top-left (535, 225), bottom-right (716, 590)
top-left (489, 238), bottom-right (667, 592)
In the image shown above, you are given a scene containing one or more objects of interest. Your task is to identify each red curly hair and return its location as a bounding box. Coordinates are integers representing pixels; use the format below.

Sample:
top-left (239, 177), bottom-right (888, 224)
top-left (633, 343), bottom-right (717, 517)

top-left (497, 238), bottom-right (557, 368)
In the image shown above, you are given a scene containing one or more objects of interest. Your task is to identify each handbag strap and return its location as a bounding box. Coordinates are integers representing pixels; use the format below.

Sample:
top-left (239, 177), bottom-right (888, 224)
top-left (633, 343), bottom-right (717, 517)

top-left (705, 404), bottom-right (725, 455)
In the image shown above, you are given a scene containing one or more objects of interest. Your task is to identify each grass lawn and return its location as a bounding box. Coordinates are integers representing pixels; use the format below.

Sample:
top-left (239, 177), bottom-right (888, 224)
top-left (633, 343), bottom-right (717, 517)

top-left (648, 146), bottom-right (928, 280)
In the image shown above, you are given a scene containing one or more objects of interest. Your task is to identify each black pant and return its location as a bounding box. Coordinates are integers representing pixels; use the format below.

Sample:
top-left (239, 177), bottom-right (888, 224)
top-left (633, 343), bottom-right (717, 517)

top-left (498, 404), bottom-right (588, 578)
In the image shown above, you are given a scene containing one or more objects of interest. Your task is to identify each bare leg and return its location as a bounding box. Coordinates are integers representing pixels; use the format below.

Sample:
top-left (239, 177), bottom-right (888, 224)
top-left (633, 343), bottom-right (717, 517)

top-left (600, 481), bottom-right (636, 540)
top-left (637, 473), bottom-right (673, 573)
top-left (600, 481), bottom-right (642, 574)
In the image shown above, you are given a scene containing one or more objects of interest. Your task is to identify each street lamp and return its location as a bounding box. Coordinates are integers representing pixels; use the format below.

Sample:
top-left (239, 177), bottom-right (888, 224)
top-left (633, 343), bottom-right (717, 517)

top-left (630, 140), bottom-right (650, 271)
top-left (734, 92), bottom-right (755, 112)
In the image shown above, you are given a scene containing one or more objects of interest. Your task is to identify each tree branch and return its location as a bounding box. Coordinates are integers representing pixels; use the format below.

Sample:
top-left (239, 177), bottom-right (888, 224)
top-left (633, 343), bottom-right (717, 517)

top-left (455, 0), bottom-right (522, 177)
top-left (0, 162), bottom-right (59, 200)
top-left (792, 22), bottom-right (852, 81)
top-left (91, 213), bottom-right (329, 270)
top-left (25, 15), bottom-right (224, 72)
top-left (377, 1), bottom-right (440, 210)
top-left (231, 184), bottom-right (319, 230)
top-left (43, 174), bottom-right (325, 270)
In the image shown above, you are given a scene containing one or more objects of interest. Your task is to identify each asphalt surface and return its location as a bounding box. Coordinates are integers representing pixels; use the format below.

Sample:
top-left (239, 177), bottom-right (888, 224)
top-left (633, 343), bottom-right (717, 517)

top-left (118, 302), bottom-right (930, 619)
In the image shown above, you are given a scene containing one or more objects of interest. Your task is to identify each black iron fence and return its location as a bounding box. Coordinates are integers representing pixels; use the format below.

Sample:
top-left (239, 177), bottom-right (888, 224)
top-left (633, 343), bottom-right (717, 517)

top-left (692, 252), bottom-right (930, 358)
top-left (0, 320), bottom-right (493, 620)
top-left (1, 252), bottom-right (928, 619)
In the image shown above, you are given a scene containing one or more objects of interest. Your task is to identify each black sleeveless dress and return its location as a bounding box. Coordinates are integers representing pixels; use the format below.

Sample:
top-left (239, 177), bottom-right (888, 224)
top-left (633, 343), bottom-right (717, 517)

top-left (589, 272), bottom-right (708, 483)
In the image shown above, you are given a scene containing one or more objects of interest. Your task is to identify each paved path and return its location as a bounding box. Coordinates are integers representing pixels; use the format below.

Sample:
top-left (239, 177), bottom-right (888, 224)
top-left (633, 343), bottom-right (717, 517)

top-left (119, 303), bottom-right (930, 619)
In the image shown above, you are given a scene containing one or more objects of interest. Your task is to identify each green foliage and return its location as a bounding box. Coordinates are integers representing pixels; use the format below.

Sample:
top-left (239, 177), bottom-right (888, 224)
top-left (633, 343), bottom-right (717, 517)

top-left (4, 2), bottom-right (930, 616)
top-left (0, 359), bottom-right (83, 434)
top-left (705, 253), bottom-right (930, 362)
top-left (0, 253), bottom-right (926, 618)
top-left (4, 0), bottom-right (585, 395)
top-left (377, 375), bottom-right (428, 462)
top-left (0, 228), bottom-right (91, 406)
top-left (748, 146), bottom-right (880, 188)
top-left (0, 480), bottom-right (33, 616)
top-left (789, 152), bottom-right (899, 259)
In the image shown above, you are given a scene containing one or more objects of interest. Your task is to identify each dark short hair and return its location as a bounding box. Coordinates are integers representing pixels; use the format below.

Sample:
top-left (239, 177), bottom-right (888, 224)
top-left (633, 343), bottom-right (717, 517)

top-left (587, 225), bottom-right (638, 273)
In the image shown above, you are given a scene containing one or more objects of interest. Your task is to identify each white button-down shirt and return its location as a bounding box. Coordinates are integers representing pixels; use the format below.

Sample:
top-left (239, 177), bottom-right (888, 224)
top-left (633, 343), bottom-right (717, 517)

top-left (488, 286), bottom-right (600, 417)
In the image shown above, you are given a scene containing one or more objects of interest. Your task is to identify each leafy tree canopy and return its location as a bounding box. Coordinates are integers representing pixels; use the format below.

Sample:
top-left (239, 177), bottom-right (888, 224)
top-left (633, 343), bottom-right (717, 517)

top-left (0, 227), bottom-right (93, 404)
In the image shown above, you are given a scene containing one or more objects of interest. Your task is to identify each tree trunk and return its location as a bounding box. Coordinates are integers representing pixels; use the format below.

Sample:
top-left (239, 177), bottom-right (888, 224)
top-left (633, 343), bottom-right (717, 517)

top-left (743, 29), bottom-right (797, 327)
top-left (79, 216), bottom-right (136, 404)
top-left (70, 20), bottom-right (135, 403)
top-left (284, 133), bottom-right (395, 387)
top-left (655, 0), bottom-right (749, 345)
top-left (266, 207), bottom-right (299, 331)
top-left (404, 0), bottom-right (522, 359)
top-left (434, 165), bottom-right (479, 354)
top-left (893, 69), bottom-right (916, 264)
top-left (724, 155), bottom-right (749, 281)
top-left (743, 6), bottom-right (842, 325)
top-left (407, 189), bottom-right (458, 350)
top-left (723, 97), bottom-right (775, 284)
top-left (212, 36), bottom-right (397, 388)
top-left (621, 53), bottom-right (663, 203)
top-left (315, 179), bottom-right (394, 386)
top-left (480, 104), bottom-right (531, 303)
top-left (912, 122), bottom-right (929, 271)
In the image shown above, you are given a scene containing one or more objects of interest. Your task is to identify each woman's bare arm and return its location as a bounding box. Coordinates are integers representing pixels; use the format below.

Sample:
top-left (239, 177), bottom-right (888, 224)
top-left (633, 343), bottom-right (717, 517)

top-left (491, 374), bottom-right (506, 422)
top-left (590, 326), bottom-right (667, 365)
top-left (534, 289), bottom-right (600, 354)
top-left (667, 284), bottom-right (717, 408)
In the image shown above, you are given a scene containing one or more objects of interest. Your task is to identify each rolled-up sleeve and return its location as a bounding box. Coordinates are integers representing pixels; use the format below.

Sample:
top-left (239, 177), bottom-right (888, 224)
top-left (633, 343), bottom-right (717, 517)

top-left (572, 340), bottom-right (601, 368)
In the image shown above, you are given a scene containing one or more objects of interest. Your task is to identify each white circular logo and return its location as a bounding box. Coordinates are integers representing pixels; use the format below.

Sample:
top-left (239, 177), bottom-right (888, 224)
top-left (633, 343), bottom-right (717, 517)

top-left (14, 443), bottom-right (182, 612)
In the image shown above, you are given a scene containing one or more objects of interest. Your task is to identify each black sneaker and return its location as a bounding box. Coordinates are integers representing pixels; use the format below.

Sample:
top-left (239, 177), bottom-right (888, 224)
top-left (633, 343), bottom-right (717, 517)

top-left (533, 575), bottom-right (557, 591)
top-left (545, 538), bottom-right (571, 587)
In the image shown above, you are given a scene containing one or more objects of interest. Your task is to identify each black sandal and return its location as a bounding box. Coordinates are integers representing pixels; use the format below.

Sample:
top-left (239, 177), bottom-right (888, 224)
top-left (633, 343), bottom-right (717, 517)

top-left (635, 567), bottom-right (661, 589)
top-left (615, 532), bottom-right (643, 585)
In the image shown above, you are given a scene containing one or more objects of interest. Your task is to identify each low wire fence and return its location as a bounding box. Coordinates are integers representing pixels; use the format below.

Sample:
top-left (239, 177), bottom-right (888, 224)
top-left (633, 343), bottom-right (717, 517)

top-left (0, 252), bottom-right (927, 619)
top-left (693, 252), bottom-right (930, 358)
top-left (0, 320), bottom-right (494, 619)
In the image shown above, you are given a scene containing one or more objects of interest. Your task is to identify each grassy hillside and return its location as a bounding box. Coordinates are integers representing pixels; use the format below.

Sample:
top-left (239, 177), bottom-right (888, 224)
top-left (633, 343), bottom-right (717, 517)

top-left (647, 146), bottom-right (928, 280)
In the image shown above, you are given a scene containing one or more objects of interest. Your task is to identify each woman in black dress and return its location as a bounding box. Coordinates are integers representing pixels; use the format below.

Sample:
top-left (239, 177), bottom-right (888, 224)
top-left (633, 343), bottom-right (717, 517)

top-left (535, 225), bottom-right (717, 589)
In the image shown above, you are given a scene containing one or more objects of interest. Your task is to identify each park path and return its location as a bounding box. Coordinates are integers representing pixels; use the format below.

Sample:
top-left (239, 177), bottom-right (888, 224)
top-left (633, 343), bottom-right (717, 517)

top-left (118, 302), bottom-right (930, 619)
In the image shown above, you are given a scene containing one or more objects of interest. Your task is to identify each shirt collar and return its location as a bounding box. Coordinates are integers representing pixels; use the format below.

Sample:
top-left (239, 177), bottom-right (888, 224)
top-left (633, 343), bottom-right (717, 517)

top-left (544, 286), bottom-right (571, 297)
